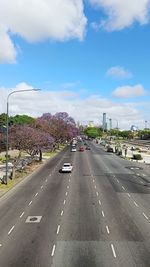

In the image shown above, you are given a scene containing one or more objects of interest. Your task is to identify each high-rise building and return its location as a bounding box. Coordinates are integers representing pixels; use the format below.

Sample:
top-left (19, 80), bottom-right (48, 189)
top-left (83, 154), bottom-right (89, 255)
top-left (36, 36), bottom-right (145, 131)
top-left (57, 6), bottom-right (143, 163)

top-left (103, 113), bottom-right (107, 131)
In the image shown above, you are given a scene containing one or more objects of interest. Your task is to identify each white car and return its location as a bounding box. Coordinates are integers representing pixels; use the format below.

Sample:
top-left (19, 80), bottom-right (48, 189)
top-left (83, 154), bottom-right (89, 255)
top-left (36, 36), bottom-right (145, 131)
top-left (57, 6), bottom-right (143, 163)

top-left (61, 163), bottom-right (73, 173)
top-left (71, 147), bottom-right (76, 152)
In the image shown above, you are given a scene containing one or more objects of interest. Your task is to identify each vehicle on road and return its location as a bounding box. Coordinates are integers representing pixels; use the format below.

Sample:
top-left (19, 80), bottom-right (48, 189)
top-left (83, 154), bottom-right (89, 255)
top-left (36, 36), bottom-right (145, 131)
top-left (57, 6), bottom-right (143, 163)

top-left (85, 146), bottom-right (90, 150)
top-left (106, 146), bottom-right (113, 152)
top-left (79, 147), bottom-right (84, 152)
top-left (71, 147), bottom-right (77, 152)
top-left (61, 163), bottom-right (73, 172)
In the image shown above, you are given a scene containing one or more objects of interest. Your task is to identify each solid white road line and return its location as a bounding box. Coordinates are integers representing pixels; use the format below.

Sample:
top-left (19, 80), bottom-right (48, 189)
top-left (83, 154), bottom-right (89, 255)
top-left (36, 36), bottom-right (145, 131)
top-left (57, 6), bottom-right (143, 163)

top-left (20, 212), bottom-right (25, 218)
top-left (29, 201), bottom-right (32, 206)
top-left (143, 212), bottom-right (149, 220)
top-left (102, 211), bottom-right (105, 217)
top-left (106, 225), bottom-right (110, 234)
top-left (8, 225), bottom-right (15, 235)
top-left (57, 225), bottom-right (60, 234)
top-left (134, 201), bottom-right (138, 207)
top-left (51, 244), bottom-right (56, 257)
top-left (111, 244), bottom-right (117, 258)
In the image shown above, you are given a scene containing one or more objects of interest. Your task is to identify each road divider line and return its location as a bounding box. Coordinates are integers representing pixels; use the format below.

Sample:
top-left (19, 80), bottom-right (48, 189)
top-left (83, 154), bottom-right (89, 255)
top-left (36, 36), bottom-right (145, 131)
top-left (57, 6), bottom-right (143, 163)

top-left (143, 212), bottom-right (149, 220)
top-left (51, 244), bottom-right (56, 257)
top-left (111, 244), bottom-right (117, 258)
top-left (20, 212), bottom-right (25, 218)
top-left (106, 225), bottom-right (110, 234)
top-left (134, 201), bottom-right (138, 207)
top-left (102, 211), bottom-right (105, 217)
top-left (56, 225), bottom-right (60, 234)
top-left (8, 225), bottom-right (15, 235)
top-left (29, 201), bottom-right (32, 206)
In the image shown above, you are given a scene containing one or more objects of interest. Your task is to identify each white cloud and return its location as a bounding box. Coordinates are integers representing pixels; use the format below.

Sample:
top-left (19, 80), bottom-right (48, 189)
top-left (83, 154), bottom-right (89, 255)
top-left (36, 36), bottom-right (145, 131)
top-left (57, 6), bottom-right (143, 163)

top-left (112, 84), bottom-right (147, 98)
top-left (89, 0), bottom-right (150, 31)
top-left (106, 66), bottom-right (132, 79)
top-left (0, 0), bottom-right (87, 63)
top-left (0, 26), bottom-right (17, 63)
top-left (0, 82), bottom-right (148, 130)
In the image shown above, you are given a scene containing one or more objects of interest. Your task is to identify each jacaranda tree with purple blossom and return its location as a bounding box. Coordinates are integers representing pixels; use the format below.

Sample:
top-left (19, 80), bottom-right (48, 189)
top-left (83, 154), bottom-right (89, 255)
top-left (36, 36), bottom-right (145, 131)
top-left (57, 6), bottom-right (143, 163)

top-left (9, 125), bottom-right (54, 178)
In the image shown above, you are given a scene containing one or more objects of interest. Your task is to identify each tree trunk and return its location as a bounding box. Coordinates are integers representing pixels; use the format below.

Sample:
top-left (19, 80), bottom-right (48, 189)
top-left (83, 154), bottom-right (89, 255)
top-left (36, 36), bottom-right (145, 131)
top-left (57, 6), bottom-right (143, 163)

top-left (12, 150), bottom-right (22, 179)
top-left (39, 149), bottom-right (42, 161)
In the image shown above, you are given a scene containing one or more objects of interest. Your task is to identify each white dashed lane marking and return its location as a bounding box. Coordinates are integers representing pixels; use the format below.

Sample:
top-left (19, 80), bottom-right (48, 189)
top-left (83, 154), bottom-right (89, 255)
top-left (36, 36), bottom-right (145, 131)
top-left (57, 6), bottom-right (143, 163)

top-left (56, 225), bottom-right (60, 235)
top-left (61, 210), bottom-right (64, 216)
top-left (29, 201), bottom-right (32, 206)
top-left (8, 225), bottom-right (15, 235)
top-left (99, 200), bottom-right (101, 205)
top-left (106, 225), bottom-right (110, 234)
top-left (143, 212), bottom-right (149, 220)
top-left (20, 212), bottom-right (25, 218)
top-left (35, 192), bottom-right (38, 197)
top-left (102, 211), bottom-right (105, 217)
top-left (134, 201), bottom-right (138, 207)
top-left (111, 244), bottom-right (117, 258)
top-left (63, 200), bottom-right (66, 205)
top-left (127, 193), bottom-right (131, 198)
top-left (51, 244), bottom-right (56, 257)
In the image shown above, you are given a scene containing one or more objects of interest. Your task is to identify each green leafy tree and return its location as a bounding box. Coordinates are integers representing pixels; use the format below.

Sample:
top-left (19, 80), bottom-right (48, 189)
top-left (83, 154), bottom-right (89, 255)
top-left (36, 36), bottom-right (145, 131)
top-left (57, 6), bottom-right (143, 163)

top-left (84, 127), bottom-right (102, 138)
top-left (9, 114), bottom-right (35, 126)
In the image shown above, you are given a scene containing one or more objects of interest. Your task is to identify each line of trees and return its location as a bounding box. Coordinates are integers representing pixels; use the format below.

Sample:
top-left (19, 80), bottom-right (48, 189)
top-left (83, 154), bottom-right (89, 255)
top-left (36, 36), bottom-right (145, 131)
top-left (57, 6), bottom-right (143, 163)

top-left (0, 112), bottom-right (79, 178)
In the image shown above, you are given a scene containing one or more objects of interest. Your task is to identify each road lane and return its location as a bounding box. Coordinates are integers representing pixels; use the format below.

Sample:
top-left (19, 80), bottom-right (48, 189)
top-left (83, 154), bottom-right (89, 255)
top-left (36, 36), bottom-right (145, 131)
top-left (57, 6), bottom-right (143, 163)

top-left (0, 141), bottom-right (150, 266)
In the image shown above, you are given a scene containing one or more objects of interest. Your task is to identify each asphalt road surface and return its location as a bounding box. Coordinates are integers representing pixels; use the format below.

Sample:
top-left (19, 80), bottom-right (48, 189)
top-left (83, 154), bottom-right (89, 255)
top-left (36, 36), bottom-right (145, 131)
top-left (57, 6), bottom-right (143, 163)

top-left (0, 142), bottom-right (150, 267)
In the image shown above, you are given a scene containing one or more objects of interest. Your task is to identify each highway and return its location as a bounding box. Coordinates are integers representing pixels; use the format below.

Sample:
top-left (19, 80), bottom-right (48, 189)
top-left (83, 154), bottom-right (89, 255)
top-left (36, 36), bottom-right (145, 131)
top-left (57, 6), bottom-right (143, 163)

top-left (0, 141), bottom-right (150, 266)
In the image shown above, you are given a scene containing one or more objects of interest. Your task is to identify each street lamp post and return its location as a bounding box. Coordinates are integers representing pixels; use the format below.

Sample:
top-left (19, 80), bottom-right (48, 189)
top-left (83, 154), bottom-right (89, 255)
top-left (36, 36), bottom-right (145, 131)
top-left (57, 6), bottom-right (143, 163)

top-left (5, 89), bottom-right (40, 185)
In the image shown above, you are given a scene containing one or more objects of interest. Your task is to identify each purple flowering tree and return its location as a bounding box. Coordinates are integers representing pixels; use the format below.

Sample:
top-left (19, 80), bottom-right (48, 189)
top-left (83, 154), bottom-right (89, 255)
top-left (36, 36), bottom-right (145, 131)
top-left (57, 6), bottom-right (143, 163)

top-left (9, 125), bottom-right (54, 178)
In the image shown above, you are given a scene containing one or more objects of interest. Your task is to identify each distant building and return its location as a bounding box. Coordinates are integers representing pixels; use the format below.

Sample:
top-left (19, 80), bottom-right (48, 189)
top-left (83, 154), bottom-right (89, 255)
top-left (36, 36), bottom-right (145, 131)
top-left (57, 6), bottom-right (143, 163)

top-left (102, 113), bottom-right (107, 131)
top-left (131, 125), bottom-right (138, 131)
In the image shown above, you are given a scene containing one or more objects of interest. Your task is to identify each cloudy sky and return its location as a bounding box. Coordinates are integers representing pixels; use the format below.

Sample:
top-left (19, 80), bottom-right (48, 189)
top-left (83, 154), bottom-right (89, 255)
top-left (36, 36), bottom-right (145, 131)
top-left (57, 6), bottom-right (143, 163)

top-left (0, 0), bottom-right (150, 129)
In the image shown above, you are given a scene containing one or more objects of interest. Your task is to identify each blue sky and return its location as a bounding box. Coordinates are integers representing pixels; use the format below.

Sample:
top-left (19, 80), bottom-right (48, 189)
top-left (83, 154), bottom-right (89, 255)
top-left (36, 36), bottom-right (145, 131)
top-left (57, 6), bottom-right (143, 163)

top-left (0, 0), bottom-right (150, 129)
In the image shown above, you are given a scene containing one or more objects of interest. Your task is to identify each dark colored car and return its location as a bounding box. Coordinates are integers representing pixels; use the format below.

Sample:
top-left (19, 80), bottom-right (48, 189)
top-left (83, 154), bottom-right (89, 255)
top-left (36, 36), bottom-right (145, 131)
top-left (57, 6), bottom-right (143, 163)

top-left (85, 146), bottom-right (90, 150)
top-left (79, 147), bottom-right (84, 152)
top-left (107, 146), bottom-right (113, 152)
